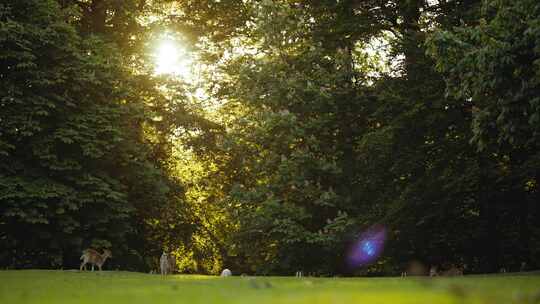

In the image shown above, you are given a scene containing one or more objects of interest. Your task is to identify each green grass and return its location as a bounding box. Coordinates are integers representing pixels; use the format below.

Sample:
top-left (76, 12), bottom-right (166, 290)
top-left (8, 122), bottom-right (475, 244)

top-left (0, 270), bottom-right (539, 304)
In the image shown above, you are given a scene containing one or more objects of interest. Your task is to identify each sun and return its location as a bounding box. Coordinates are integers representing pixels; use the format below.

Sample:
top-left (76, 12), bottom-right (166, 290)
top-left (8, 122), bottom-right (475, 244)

top-left (154, 40), bottom-right (191, 77)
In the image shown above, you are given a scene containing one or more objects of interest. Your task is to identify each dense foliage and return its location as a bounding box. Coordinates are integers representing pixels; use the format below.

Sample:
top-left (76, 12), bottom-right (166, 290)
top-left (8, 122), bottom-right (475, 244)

top-left (1, 0), bottom-right (538, 275)
top-left (0, 0), bottom-right (197, 270)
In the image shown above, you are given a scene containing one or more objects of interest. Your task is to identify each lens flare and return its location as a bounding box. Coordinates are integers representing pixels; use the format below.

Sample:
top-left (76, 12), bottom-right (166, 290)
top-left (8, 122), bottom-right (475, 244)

top-left (347, 224), bottom-right (387, 268)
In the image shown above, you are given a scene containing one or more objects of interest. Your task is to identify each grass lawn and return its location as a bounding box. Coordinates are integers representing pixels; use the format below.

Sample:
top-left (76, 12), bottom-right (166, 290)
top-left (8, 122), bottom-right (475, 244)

top-left (0, 270), bottom-right (539, 304)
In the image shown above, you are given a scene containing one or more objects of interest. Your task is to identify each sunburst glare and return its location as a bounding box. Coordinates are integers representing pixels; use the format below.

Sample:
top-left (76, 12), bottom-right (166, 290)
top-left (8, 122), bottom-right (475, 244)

top-left (154, 40), bottom-right (191, 77)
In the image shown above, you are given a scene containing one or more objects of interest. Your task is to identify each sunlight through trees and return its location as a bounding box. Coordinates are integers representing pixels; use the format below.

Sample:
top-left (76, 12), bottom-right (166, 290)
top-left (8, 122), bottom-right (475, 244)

top-left (1, 0), bottom-right (538, 275)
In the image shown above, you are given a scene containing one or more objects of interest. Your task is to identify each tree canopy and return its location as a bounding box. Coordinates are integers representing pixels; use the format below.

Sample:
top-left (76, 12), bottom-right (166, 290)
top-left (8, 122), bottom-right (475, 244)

top-left (1, 0), bottom-right (538, 275)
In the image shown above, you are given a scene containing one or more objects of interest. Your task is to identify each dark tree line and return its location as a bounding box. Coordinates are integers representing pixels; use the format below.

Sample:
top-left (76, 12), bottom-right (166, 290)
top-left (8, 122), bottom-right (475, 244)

top-left (1, 0), bottom-right (538, 275)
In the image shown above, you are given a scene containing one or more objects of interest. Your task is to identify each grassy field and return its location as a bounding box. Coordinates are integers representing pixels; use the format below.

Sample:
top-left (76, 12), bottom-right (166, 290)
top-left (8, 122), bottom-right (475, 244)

top-left (0, 270), bottom-right (539, 304)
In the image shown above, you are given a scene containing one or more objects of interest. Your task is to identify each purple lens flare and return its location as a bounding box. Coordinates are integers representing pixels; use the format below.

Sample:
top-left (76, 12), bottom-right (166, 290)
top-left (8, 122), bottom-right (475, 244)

top-left (347, 224), bottom-right (387, 268)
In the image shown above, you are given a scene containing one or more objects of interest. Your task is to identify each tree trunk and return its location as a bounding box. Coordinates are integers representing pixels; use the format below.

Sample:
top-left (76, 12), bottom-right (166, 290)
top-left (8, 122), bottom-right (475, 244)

top-left (478, 156), bottom-right (499, 272)
top-left (518, 190), bottom-right (530, 268)
top-left (90, 0), bottom-right (107, 34)
top-left (399, 0), bottom-right (424, 83)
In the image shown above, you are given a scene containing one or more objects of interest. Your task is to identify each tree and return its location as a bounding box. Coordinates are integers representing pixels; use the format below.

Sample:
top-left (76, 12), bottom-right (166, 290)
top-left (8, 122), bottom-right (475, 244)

top-left (427, 0), bottom-right (540, 270)
top-left (0, 0), bottom-right (194, 269)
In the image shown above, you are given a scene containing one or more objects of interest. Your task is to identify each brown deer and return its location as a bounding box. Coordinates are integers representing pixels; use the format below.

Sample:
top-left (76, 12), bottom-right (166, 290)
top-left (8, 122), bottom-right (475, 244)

top-left (168, 253), bottom-right (176, 274)
top-left (441, 265), bottom-right (464, 276)
top-left (80, 249), bottom-right (112, 271)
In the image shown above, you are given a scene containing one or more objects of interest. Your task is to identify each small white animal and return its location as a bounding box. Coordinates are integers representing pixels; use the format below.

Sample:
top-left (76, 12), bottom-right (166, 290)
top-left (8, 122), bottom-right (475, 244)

top-left (80, 249), bottom-right (112, 271)
top-left (160, 252), bottom-right (171, 275)
top-left (520, 262), bottom-right (527, 272)
top-left (429, 266), bottom-right (439, 277)
top-left (221, 268), bottom-right (232, 277)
